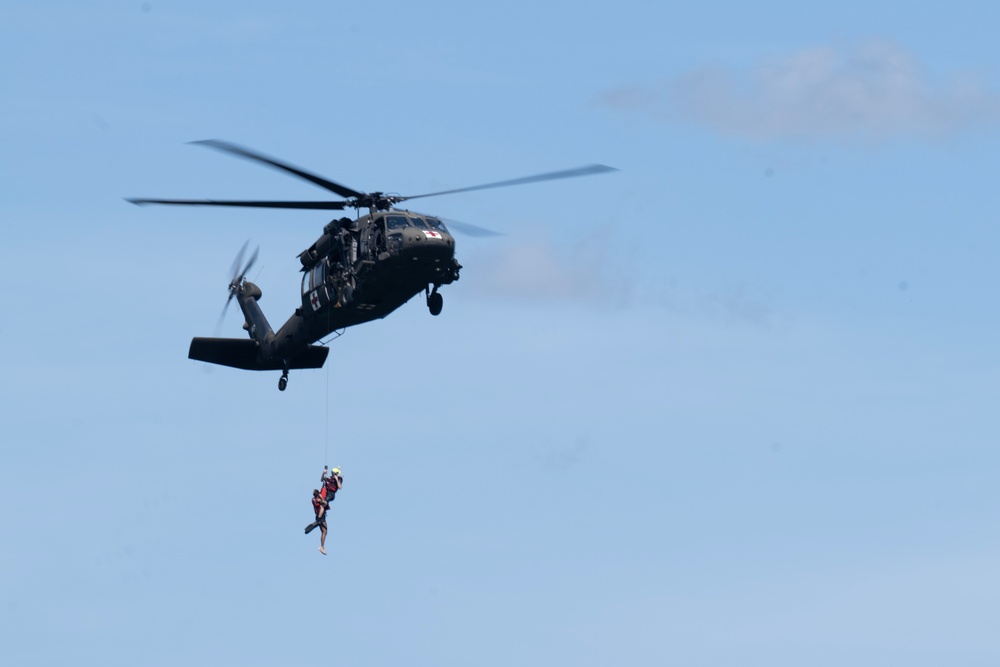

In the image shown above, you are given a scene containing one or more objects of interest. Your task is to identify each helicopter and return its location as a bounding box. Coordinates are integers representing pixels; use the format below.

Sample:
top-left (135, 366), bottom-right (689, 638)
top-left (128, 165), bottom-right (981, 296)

top-left (129, 140), bottom-right (615, 391)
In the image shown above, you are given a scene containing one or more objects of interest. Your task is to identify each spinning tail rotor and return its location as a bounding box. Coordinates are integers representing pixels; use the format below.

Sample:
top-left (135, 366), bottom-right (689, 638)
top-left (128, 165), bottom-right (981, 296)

top-left (215, 240), bottom-right (259, 335)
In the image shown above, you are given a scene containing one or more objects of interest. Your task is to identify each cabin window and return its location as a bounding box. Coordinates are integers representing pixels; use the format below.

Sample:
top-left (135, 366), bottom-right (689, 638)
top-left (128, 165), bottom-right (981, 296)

top-left (308, 260), bottom-right (327, 291)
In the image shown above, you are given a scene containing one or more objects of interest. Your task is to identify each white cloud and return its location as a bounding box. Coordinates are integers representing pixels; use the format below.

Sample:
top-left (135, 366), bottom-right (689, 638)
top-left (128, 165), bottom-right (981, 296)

top-left (603, 40), bottom-right (1000, 140)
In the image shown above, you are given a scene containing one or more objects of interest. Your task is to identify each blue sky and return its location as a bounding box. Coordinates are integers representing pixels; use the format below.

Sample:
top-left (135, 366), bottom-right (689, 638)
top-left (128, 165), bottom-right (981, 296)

top-left (3, 1), bottom-right (1000, 665)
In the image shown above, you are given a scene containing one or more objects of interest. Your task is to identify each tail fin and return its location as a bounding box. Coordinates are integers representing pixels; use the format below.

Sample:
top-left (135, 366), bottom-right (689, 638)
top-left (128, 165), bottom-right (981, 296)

top-left (189, 338), bottom-right (328, 371)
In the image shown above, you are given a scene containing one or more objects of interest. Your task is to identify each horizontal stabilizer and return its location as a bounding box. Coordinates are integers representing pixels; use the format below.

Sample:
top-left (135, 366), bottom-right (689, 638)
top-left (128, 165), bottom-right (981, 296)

top-left (189, 337), bottom-right (329, 371)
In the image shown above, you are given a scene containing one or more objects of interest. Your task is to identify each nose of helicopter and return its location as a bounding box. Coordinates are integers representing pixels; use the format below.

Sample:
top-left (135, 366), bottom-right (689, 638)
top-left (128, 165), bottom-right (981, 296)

top-left (396, 227), bottom-right (455, 259)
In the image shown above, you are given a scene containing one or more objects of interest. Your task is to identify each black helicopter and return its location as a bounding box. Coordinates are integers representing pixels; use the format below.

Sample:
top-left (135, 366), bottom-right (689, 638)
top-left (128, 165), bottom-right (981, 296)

top-left (129, 140), bottom-right (615, 390)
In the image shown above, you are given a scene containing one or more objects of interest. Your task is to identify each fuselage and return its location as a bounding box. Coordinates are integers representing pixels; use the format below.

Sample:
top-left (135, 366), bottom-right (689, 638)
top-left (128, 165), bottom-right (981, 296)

top-left (264, 209), bottom-right (460, 360)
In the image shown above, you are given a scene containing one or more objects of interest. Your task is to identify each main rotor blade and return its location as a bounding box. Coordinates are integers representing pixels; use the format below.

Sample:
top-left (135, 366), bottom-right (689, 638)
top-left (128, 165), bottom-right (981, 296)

top-left (438, 217), bottom-right (503, 238)
top-left (398, 164), bottom-right (618, 203)
top-left (192, 140), bottom-right (366, 200)
top-left (127, 198), bottom-right (349, 210)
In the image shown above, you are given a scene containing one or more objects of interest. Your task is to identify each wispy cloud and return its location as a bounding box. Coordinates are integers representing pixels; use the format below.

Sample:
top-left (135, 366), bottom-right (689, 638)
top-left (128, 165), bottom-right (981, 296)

top-left (650, 282), bottom-right (786, 330)
top-left (468, 229), bottom-right (633, 302)
top-left (540, 437), bottom-right (590, 472)
top-left (468, 239), bottom-right (786, 330)
top-left (602, 40), bottom-right (1000, 140)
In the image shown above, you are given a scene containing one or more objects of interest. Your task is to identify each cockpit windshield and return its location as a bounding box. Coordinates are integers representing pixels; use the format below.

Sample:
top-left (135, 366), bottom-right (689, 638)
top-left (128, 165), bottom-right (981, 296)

top-left (385, 215), bottom-right (410, 231)
top-left (424, 217), bottom-right (448, 233)
top-left (385, 213), bottom-right (448, 234)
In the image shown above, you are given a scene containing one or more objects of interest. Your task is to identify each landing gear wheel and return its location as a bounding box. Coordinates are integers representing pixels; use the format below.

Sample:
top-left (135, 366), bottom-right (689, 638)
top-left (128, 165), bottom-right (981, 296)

top-left (278, 371), bottom-right (289, 391)
top-left (428, 291), bottom-right (443, 316)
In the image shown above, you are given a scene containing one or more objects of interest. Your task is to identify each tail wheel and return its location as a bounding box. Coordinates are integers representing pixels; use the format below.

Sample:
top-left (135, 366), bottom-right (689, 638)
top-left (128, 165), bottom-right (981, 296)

top-left (428, 291), bottom-right (443, 316)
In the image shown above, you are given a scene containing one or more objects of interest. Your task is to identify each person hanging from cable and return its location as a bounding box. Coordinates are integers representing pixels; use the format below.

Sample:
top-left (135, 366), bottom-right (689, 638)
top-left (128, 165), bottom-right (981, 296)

top-left (304, 488), bottom-right (330, 555)
top-left (320, 465), bottom-right (343, 504)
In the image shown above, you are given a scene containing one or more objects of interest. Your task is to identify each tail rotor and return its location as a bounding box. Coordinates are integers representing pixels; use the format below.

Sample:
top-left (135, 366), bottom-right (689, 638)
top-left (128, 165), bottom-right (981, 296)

top-left (215, 240), bottom-right (259, 335)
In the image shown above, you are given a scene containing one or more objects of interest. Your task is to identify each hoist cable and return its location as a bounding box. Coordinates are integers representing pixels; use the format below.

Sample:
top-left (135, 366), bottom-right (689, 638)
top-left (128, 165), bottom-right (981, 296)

top-left (325, 360), bottom-right (330, 467)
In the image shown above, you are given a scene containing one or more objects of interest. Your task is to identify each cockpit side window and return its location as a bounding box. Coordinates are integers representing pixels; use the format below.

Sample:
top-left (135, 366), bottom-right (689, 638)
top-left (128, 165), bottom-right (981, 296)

top-left (386, 215), bottom-right (410, 230)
